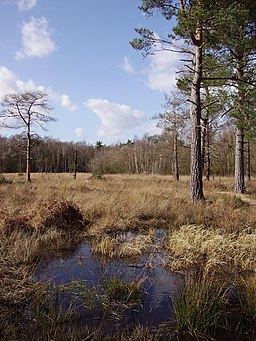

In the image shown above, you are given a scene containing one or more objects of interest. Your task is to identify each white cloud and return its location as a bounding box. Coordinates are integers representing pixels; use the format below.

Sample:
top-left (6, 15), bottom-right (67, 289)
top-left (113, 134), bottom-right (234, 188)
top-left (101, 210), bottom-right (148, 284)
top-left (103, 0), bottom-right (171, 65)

top-left (84, 98), bottom-right (145, 138)
top-left (0, 66), bottom-right (74, 115)
top-left (17, 0), bottom-right (38, 11)
top-left (119, 56), bottom-right (134, 74)
top-left (0, 66), bottom-right (39, 99)
top-left (15, 17), bottom-right (56, 60)
top-left (144, 49), bottom-right (180, 92)
top-left (61, 94), bottom-right (78, 112)
top-left (75, 127), bottom-right (84, 139)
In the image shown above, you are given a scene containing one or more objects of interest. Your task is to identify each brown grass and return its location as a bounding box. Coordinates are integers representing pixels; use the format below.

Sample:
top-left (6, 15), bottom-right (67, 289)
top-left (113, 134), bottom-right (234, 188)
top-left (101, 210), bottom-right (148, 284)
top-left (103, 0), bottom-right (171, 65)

top-left (1, 173), bottom-right (256, 306)
top-left (167, 224), bottom-right (256, 275)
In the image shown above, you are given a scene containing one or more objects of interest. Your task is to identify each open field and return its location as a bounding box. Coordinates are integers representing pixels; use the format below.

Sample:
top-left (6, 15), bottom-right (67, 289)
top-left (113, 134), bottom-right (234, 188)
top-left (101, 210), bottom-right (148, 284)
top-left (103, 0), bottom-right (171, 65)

top-left (1, 173), bottom-right (256, 340)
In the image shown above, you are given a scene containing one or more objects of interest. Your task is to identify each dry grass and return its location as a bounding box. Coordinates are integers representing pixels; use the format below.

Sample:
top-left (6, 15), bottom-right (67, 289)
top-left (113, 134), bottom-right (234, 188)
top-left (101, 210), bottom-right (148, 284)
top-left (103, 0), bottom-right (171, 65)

top-left (2, 173), bottom-right (256, 339)
top-left (91, 232), bottom-right (153, 259)
top-left (1, 172), bottom-right (256, 305)
top-left (167, 224), bottom-right (256, 275)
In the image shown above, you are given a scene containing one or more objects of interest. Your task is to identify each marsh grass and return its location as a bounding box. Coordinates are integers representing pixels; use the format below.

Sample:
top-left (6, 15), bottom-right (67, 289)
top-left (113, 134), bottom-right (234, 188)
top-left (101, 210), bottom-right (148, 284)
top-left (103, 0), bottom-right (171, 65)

top-left (236, 276), bottom-right (256, 339)
top-left (0, 174), bottom-right (12, 185)
top-left (1, 277), bottom-right (145, 341)
top-left (2, 173), bottom-right (256, 339)
top-left (91, 231), bottom-right (153, 259)
top-left (171, 274), bottom-right (229, 340)
top-left (167, 224), bottom-right (256, 275)
top-left (57, 276), bottom-right (145, 325)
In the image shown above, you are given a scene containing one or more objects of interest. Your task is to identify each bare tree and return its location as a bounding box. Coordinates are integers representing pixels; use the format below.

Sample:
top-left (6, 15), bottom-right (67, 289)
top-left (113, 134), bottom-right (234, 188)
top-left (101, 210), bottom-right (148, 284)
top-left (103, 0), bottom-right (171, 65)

top-left (153, 91), bottom-right (189, 181)
top-left (0, 91), bottom-right (56, 182)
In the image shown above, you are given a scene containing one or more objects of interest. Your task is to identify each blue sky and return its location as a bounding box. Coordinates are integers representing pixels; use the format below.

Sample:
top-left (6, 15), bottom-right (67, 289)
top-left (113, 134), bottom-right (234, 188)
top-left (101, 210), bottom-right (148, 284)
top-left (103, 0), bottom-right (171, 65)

top-left (0, 0), bottom-right (180, 145)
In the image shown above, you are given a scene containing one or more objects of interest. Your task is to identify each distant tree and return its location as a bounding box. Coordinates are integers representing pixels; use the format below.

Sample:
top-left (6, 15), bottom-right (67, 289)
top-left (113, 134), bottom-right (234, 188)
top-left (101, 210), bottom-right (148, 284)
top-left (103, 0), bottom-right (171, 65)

top-left (95, 141), bottom-right (105, 150)
top-left (153, 91), bottom-right (189, 181)
top-left (0, 91), bottom-right (55, 182)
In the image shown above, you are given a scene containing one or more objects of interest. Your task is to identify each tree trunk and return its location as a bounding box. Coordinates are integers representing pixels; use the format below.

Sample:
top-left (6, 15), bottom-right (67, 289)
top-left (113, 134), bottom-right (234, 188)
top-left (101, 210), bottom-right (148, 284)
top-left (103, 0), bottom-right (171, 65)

top-left (246, 139), bottom-right (251, 183)
top-left (234, 59), bottom-right (245, 193)
top-left (26, 129), bottom-right (31, 182)
top-left (173, 131), bottom-right (179, 181)
top-left (234, 127), bottom-right (245, 193)
top-left (134, 147), bottom-right (139, 174)
top-left (205, 126), bottom-right (210, 181)
top-left (74, 149), bottom-right (78, 179)
top-left (201, 117), bottom-right (207, 174)
top-left (190, 35), bottom-right (204, 202)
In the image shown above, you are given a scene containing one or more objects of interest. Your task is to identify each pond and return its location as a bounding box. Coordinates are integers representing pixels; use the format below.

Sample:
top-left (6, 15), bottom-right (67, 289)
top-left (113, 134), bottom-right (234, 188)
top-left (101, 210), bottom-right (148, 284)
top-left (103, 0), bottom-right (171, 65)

top-left (32, 228), bottom-right (248, 340)
top-left (34, 228), bottom-right (182, 331)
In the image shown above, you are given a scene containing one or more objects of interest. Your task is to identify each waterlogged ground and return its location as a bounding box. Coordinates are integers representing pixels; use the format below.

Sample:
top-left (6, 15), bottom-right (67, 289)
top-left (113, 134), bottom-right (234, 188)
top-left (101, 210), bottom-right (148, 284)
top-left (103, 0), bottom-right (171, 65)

top-left (32, 228), bottom-right (248, 340)
top-left (34, 228), bottom-right (183, 331)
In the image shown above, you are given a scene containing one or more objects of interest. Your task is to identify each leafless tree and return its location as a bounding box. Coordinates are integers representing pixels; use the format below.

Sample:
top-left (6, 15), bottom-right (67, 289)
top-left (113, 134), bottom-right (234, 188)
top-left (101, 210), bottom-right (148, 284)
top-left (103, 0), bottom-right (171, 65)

top-left (0, 90), bottom-right (56, 182)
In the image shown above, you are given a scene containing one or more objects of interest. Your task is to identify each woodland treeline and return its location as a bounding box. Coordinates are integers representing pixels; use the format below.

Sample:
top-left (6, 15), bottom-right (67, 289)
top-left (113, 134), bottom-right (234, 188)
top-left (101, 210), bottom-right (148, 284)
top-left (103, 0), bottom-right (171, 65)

top-left (1, 126), bottom-right (255, 178)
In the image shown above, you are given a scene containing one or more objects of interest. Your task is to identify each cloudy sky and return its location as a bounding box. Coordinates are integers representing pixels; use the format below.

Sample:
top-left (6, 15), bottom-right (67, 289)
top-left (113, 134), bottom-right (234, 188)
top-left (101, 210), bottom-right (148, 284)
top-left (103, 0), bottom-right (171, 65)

top-left (0, 0), bottom-right (180, 145)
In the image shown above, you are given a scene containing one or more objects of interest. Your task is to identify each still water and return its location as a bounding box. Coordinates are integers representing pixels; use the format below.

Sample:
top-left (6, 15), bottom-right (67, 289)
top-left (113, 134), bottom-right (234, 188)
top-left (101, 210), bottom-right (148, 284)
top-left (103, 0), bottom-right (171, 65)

top-left (34, 228), bottom-right (181, 328)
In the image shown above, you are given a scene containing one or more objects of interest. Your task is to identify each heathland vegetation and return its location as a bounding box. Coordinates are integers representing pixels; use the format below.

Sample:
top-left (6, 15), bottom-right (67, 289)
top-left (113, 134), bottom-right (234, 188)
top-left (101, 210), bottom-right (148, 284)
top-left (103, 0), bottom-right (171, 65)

top-left (1, 173), bottom-right (256, 340)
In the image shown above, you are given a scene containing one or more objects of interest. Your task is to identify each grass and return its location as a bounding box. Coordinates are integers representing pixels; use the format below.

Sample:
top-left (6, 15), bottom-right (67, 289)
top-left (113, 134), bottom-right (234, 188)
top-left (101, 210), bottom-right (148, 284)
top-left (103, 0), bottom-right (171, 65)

top-left (2, 173), bottom-right (256, 339)
top-left (167, 224), bottom-right (256, 275)
top-left (171, 274), bottom-right (229, 340)
top-left (236, 276), bottom-right (256, 339)
top-left (91, 231), bottom-right (153, 259)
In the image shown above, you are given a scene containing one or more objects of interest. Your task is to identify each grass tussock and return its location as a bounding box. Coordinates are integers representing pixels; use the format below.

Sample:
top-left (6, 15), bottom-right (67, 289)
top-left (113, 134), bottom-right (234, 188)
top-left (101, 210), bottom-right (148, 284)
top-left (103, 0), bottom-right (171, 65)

top-left (0, 186), bottom-right (89, 305)
top-left (237, 276), bottom-right (256, 338)
top-left (172, 274), bottom-right (228, 340)
top-left (91, 232), bottom-right (153, 259)
top-left (167, 224), bottom-right (256, 275)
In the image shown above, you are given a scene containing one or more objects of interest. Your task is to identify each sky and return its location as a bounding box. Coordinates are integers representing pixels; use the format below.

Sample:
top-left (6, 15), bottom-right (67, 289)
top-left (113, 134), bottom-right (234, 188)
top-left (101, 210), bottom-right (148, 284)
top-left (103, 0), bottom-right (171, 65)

top-left (0, 0), bottom-right (180, 145)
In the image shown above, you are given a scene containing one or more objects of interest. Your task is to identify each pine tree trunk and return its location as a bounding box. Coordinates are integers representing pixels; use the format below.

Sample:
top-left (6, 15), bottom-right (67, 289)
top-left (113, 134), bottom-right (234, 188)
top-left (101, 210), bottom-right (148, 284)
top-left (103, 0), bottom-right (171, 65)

top-left (134, 147), bottom-right (139, 174)
top-left (190, 36), bottom-right (204, 202)
top-left (203, 85), bottom-right (211, 181)
top-left (234, 127), bottom-right (245, 193)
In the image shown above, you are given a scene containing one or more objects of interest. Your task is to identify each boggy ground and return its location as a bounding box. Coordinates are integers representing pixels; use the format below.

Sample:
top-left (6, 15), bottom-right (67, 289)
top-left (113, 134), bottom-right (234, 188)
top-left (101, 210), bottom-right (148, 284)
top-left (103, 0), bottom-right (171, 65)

top-left (1, 172), bottom-right (256, 340)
